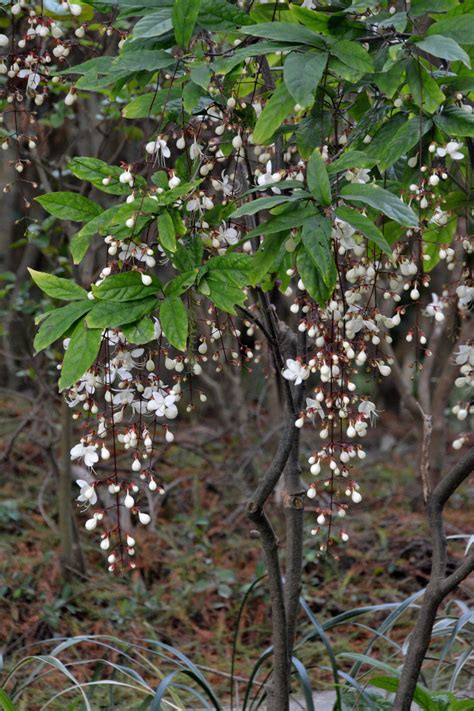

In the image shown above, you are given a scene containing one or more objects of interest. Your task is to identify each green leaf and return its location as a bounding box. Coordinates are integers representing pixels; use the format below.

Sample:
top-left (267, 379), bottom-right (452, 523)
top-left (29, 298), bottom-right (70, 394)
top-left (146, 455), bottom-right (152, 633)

top-left (239, 23), bottom-right (326, 48)
top-left (331, 39), bottom-right (373, 75)
top-left (406, 60), bottom-right (445, 114)
top-left (205, 253), bottom-right (252, 285)
top-left (253, 81), bottom-right (295, 145)
top-left (340, 183), bottom-right (418, 227)
top-left (245, 205), bottom-right (318, 239)
top-left (163, 271), bottom-right (197, 296)
top-left (376, 116), bottom-right (432, 171)
top-left (190, 63), bottom-right (211, 89)
top-left (28, 269), bottom-right (88, 301)
top-left (410, 0), bottom-right (457, 15)
top-left (183, 81), bottom-right (204, 113)
top-left (249, 233), bottom-right (287, 284)
top-left (307, 149), bottom-right (331, 206)
top-left (68, 157), bottom-right (137, 196)
top-left (0, 688), bottom-right (18, 711)
top-left (422, 218), bottom-right (457, 271)
top-left (35, 192), bottom-right (102, 222)
top-left (55, 55), bottom-right (115, 76)
top-left (160, 296), bottom-right (188, 351)
top-left (112, 49), bottom-right (176, 73)
top-left (198, 0), bottom-right (252, 29)
top-left (283, 51), bottom-right (327, 107)
top-left (434, 107), bottom-right (474, 137)
top-left (70, 230), bottom-right (93, 265)
top-left (327, 150), bottom-right (377, 176)
top-left (231, 194), bottom-right (303, 218)
top-left (92, 272), bottom-right (161, 301)
top-left (86, 298), bottom-right (157, 329)
top-left (369, 676), bottom-right (437, 711)
top-left (203, 274), bottom-right (246, 314)
top-left (426, 14), bottom-right (474, 45)
top-left (301, 215), bottom-right (336, 290)
top-left (133, 10), bottom-right (173, 39)
top-left (172, 0), bottom-right (201, 48)
top-left (122, 316), bottom-right (157, 345)
top-left (122, 86), bottom-right (182, 119)
top-left (59, 320), bottom-right (103, 392)
top-left (334, 207), bottom-right (392, 256)
top-left (34, 301), bottom-right (93, 352)
top-left (415, 35), bottom-right (471, 68)
top-left (158, 210), bottom-right (177, 252)
top-left (296, 248), bottom-right (332, 307)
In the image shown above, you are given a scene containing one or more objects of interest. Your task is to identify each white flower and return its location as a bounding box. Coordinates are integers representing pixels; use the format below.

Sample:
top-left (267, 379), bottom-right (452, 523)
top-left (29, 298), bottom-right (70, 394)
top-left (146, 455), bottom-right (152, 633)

top-left (282, 359), bottom-right (310, 386)
top-left (436, 141), bottom-right (464, 161)
top-left (145, 137), bottom-right (171, 160)
top-left (344, 168), bottom-right (371, 184)
top-left (429, 207), bottom-right (449, 227)
top-left (333, 218), bottom-right (358, 252)
top-left (217, 222), bottom-right (240, 246)
top-left (212, 171), bottom-right (238, 197)
top-left (75, 479), bottom-right (97, 506)
top-left (147, 390), bottom-right (178, 419)
top-left (358, 400), bottom-right (379, 425)
top-left (305, 397), bottom-right (325, 420)
top-left (70, 442), bottom-right (99, 468)
top-left (17, 68), bottom-right (41, 91)
top-left (454, 344), bottom-right (474, 367)
top-left (425, 293), bottom-right (445, 322)
top-left (257, 161), bottom-right (282, 193)
top-left (189, 139), bottom-right (203, 161)
top-left (456, 284), bottom-right (473, 307)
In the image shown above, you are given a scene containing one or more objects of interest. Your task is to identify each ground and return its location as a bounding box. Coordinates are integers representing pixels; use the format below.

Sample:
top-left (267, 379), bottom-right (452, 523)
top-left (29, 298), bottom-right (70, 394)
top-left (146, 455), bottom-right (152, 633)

top-left (0, 390), bottom-right (472, 709)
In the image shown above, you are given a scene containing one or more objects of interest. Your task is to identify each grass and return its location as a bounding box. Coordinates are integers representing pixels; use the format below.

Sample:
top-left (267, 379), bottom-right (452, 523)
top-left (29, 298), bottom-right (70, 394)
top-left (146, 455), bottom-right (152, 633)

top-left (0, 391), bottom-right (472, 708)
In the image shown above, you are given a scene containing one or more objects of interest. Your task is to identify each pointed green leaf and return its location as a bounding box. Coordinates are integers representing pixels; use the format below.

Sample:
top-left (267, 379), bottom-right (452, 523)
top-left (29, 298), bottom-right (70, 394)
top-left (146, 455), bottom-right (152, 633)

top-left (283, 51), bottom-right (327, 107)
top-left (335, 207), bottom-right (392, 256)
top-left (29, 269), bottom-right (88, 301)
top-left (160, 296), bottom-right (188, 351)
top-left (86, 298), bottom-right (157, 328)
top-left (340, 183), bottom-right (418, 227)
top-left (35, 192), bottom-right (102, 222)
top-left (158, 210), bottom-right (177, 252)
top-left (59, 320), bottom-right (103, 392)
top-left (296, 248), bottom-right (332, 307)
top-left (252, 81), bottom-right (296, 145)
top-left (239, 23), bottom-right (326, 48)
top-left (407, 60), bottom-right (445, 114)
top-left (133, 10), bottom-right (173, 39)
top-left (301, 215), bottom-right (336, 289)
top-left (230, 194), bottom-right (303, 218)
top-left (327, 150), bottom-right (377, 176)
top-left (331, 39), bottom-right (373, 75)
top-left (434, 107), bottom-right (474, 137)
top-left (426, 14), bottom-right (474, 45)
top-left (307, 149), bottom-right (331, 206)
top-left (415, 35), bottom-right (471, 68)
top-left (34, 301), bottom-right (93, 352)
top-left (92, 272), bottom-right (161, 301)
top-left (376, 116), bottom-right (432, 171)
top-left (172, 0), bottom-right (201, 48)
top-left (122, 317), bottom-right (157, 345)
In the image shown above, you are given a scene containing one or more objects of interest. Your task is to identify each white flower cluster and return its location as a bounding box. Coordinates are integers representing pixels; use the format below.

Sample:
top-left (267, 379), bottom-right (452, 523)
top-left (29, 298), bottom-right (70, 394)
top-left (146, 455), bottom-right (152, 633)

top-left (66, 328), bottom-right (179, 571)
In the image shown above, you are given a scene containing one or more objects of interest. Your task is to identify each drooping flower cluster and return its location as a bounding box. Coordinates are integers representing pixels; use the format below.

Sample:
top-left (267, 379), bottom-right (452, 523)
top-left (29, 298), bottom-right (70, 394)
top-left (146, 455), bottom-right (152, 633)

top-left (7, 0), bottom-right (471, 569)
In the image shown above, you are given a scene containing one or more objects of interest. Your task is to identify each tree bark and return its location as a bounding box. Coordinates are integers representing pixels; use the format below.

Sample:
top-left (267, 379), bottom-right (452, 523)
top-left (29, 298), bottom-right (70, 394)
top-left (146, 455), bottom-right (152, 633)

top-left (394, 448), bottom-right (474, 709)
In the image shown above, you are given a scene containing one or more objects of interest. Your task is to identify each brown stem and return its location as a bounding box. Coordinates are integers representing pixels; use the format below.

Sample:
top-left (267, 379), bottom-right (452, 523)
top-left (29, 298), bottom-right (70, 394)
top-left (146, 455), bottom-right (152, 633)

top-left (394, 447), bottom-right (474, 710)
